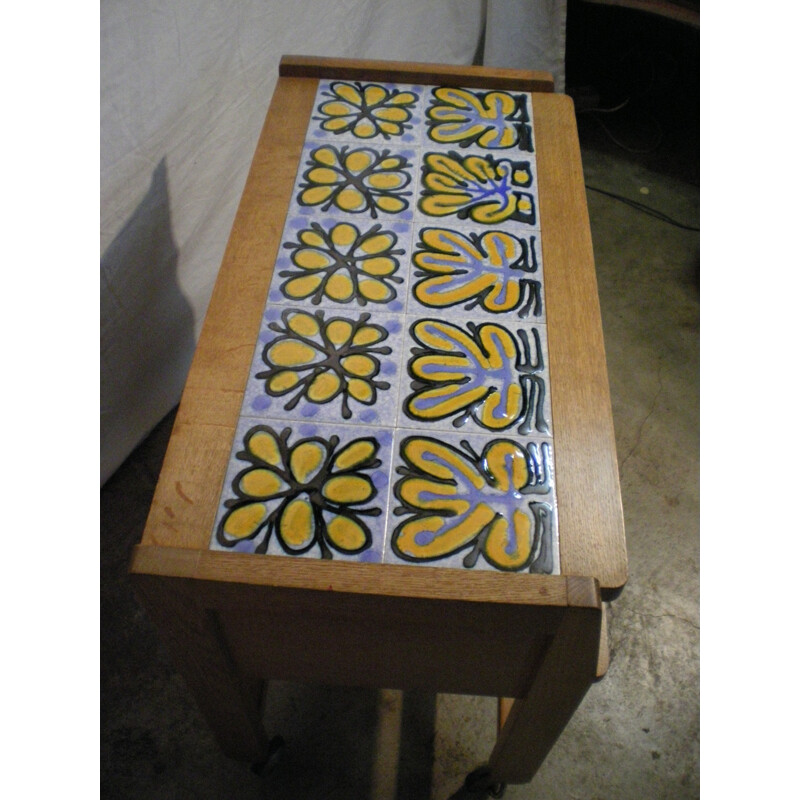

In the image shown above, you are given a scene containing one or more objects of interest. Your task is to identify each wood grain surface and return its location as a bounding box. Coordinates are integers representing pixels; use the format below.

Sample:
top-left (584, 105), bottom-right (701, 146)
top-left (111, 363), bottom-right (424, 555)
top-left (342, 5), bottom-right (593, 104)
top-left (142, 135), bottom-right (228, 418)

top-left (133, 554), bottom-right (600, 705)
top-left (488, 603), bottom-right (602, 783)
top-left (279, 54), bottom-right (554, 92)
top-left (131, 545), bottom-right (601, 608)
top-left (533, 93), bottom-right (628, 592)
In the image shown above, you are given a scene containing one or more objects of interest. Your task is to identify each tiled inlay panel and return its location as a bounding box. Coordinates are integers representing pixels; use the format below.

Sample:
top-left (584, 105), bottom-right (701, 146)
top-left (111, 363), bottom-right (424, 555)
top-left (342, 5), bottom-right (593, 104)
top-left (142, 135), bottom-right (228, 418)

top-left (213, 417), bottom-right (392, 563)
top-left (210, 79), bottom-right (560, 574)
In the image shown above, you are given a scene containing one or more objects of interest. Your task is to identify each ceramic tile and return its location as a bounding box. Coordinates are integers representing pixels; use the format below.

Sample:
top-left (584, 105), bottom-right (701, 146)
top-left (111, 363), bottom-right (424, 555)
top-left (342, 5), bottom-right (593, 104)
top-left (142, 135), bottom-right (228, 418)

top-left (241, 305), bottom-right (405, 428)
top-left (288, 141), bottom-right (419, 224)
top-left (405, 219), bottom-right (546, 322)
top-left (306, 80), bottom-right (425, 146)
top-left (413, 146), bottom-right (540, 229)
top-left (420, 85), bottom-right (535, 155)
top-left (396, 314), bottom-right (553, 438)
top-left (266, 214), bottom-right (414, 315)
top-left (210, 78), bottom-right (559, 575)
top-left (210, 417), bottom-right (395, 563)
top-left (384, 427), bottom-right (559, 573)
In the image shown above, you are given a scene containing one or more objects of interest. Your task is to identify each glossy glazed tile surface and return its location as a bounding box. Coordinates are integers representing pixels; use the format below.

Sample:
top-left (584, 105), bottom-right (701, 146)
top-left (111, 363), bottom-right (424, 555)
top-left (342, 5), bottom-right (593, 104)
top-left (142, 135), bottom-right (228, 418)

top-left (266, 215), bottom-right (414, 313)
top-left (406, 220), bottom-right (546, 322)
top-left (385, 428), bottom-right (558, 573)
top-left (211, 80), bottom-right (560, 573)
top-left (211, 417), bottom-right (392, 563)
top-left (242, 305), bottom-right (405, 427)
top-left (397, 314), bottom-right (552, 437)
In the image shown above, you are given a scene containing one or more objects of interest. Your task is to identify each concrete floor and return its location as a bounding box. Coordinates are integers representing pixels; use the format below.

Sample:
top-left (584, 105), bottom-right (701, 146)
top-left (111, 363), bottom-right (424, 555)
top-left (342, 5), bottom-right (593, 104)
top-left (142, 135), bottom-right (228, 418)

top-left (101, 46), bottom-right (699, 800)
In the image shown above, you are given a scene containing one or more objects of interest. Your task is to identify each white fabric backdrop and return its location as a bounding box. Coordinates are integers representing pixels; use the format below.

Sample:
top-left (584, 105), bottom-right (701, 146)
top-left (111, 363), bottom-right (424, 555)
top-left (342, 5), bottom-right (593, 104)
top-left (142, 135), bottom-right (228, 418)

top-left (484, 0), bottom-right (567, 92)
top-left (100, 0), bottom-right (567, 483)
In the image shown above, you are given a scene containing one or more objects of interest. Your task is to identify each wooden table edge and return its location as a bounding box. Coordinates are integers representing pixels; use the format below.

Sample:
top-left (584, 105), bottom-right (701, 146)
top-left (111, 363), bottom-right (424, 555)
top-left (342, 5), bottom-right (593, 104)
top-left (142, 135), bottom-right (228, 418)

top-left (532, 92), bottom-right (628, 592)
top-left (279, 54), bottom-right (555, 92)
top-left (130, 544), bottom-right (601, 610)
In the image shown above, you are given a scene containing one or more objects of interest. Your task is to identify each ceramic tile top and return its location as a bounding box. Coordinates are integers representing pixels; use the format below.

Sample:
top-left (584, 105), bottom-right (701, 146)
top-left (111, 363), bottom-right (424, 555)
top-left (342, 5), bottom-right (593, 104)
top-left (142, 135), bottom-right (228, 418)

top-left (424, 86), bottom-right (534, 152)
top-left (398, 315), bottom-right (551, 437)
top-left (266, 215), bottom-right (413, 313)
top-left (210, 79), bottom-right (559, 574)
top-left (290, 142), bottom-right (418, 222)
top-left (212, 418), bottom-right (392, 563)
top-left (385, 429), bottom-right (556, 573)
top-left (307, 80), bottom-right (425, 145)
top-left (406, 221), bottom-right (545, 321)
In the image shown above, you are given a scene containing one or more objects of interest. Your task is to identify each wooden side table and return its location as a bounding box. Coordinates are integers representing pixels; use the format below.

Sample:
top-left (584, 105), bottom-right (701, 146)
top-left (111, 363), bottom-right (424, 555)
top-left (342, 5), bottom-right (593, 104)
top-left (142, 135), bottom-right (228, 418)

top-left (129, 56), bottom-right (626, 790)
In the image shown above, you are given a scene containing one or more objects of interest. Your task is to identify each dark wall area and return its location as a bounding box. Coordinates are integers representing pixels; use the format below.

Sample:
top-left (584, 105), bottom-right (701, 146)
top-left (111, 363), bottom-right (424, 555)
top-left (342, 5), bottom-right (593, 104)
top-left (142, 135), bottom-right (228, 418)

top-left (565, 1), bottom-right (699, 183)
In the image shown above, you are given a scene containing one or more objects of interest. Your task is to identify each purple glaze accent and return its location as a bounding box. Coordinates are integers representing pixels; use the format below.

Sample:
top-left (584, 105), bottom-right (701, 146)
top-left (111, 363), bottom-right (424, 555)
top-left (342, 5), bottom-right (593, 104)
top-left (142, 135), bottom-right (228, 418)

top-left (376, 430), bottom-right (393, 446)
top-left (289, 217), bottom-right (307, 230)
top-left (259, 330), bottom-right (272, 343)
top-left (414, 530), bottom-right (436, 546)
top-left (233, 539), bottom-right (257, 554)
top-left (251, 396), bottom-right (270, 411)
top-left (386, 319), bottom-right (402, 334)
top-left (505, 533), bottom-right (518, 556)
top-left (299, 423), bottom-right (317, 436)
top-left (417, 361), bottom-right (468, 378)
top-left (389, 301), bottom-right (403, 312)
top-left (301, 405), bottom-right (318, 418)
top-left (372, 471), bottom-right (388, 488)
top-left (382, 361), bottom-right (397, 376)
top-left (359, 409), bottom-right (378, 423)
top-left (359, 549), bottom-right (381, 563)
top-left (393, 221), bottom-right (410, 233)
top-left (402, 133), bottom-right (415, 143)
top-left (412, 385), bottom-right (471, 413)
top-left (418, 490), bottom-right (446, 505)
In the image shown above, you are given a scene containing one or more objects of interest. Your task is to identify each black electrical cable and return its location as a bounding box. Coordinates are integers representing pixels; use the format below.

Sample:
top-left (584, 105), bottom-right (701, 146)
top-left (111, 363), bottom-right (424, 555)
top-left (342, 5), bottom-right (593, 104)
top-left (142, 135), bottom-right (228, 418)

top-left (589, 110), bottom-right (664, 155)
top-left (585, 184), bottom-right (699, 232)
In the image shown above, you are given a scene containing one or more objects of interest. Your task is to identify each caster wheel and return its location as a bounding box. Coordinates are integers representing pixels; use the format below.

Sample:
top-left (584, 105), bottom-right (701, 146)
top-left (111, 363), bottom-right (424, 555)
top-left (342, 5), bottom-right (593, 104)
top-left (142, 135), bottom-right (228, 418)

top-left (251, 735), bottom-right (286, 778)
top-left (447, 765), bottom-right (506, 799)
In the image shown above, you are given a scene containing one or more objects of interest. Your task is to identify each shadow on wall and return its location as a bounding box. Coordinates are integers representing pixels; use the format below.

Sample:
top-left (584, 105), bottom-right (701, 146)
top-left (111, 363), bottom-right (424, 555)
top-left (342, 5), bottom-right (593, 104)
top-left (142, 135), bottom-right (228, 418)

top-left (100, 158), bottom-right (195, 485)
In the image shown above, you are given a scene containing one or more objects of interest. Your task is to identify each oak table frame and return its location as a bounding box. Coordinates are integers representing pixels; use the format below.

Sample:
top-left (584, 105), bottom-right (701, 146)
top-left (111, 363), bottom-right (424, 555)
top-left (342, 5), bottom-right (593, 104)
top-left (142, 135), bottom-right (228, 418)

top-left (129, 56), bottom-right (627, 788)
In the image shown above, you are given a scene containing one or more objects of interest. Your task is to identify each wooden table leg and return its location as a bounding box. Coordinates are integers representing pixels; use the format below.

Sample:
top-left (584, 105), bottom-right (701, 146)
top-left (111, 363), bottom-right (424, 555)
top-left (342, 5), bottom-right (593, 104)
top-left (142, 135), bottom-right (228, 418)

top-left (488, 604), bottom-right (602, 785)
top-left (132, 574), bottom-right (270, 762)
top-left (595, 601), bottom-right (610, 680)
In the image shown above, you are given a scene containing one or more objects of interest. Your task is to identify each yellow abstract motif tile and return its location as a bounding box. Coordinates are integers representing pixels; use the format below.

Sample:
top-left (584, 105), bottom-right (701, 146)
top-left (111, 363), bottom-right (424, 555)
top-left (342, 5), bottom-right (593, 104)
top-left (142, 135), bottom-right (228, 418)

top-left (267, 217), bottom-right (411, 311)
top-left (409, 224), bottom-right (543, 319)
top-left (388, 432), bottom-right (556, 572)
top-left (417, 151), bottom-right (536, 226)
top-left (313, 81), bottom-right (421, 141)
top-left (244, 306), bottom-right (404, 427)
top-left (401, 317), bottom-right (550, 436)
top-left (296, 144), bottom-right (415, 219)
top-left (212, 420), bottom-right (393, 561)
top-left (425, 87), bottom-right (533, 151)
